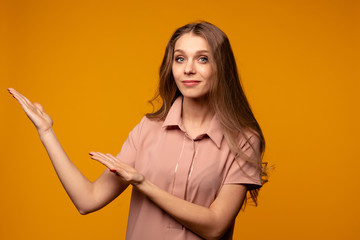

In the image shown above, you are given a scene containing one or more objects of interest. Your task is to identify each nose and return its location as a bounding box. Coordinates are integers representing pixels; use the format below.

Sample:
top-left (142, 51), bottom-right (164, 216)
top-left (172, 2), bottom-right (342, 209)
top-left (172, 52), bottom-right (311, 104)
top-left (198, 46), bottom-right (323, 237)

top-left (184, 61), bottom-right (195, 75)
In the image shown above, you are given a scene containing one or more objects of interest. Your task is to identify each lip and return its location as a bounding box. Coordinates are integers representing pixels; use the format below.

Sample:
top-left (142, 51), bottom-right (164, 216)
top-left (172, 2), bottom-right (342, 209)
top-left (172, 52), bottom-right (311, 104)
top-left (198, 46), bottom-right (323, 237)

top-left (182, 80), bottom-right (201, 86)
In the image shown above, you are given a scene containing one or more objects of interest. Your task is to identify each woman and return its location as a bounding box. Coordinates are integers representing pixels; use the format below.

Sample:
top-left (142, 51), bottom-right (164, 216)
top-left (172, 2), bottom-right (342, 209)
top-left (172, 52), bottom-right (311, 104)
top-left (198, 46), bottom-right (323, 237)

top-left (8, 21), bottom-right (266, 240)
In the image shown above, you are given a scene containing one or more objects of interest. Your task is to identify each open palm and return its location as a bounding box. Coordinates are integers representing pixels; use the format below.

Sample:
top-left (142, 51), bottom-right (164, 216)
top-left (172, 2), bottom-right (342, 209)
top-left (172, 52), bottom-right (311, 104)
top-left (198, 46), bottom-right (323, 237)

top-left (8, 88), bottom-right (53, 134)
top-left (89, 152), bottom-right (145, 186)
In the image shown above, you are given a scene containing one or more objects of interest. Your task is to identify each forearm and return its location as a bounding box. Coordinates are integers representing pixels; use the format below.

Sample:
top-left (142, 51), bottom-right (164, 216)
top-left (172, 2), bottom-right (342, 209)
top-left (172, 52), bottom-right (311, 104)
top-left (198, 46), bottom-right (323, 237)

top-left (88, 151), bottom-right (245, 238)
top-left (135, 179), bottom-right (233, 239)
top-left (39, 129), bottom-right (94, 213)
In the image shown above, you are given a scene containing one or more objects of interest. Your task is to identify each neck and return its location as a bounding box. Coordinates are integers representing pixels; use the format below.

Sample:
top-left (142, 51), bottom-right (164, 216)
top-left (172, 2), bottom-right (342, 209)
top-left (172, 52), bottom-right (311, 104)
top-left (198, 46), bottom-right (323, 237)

top-left (181, 96), bottom-right (214, 131)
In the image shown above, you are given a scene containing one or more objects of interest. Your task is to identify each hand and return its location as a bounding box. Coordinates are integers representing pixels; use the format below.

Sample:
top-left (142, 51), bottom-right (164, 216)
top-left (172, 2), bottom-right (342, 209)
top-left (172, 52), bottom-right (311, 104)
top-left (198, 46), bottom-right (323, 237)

top-left (89, 152), bottom-right (145, 186)
top-left (8, 88), bottom-right (53, 134)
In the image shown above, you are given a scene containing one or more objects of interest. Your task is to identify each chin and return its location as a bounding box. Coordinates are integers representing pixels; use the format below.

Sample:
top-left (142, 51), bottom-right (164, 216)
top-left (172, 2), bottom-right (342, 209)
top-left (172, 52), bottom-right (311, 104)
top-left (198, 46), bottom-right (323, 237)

top-left (181, 92), bottom-right (209, 101)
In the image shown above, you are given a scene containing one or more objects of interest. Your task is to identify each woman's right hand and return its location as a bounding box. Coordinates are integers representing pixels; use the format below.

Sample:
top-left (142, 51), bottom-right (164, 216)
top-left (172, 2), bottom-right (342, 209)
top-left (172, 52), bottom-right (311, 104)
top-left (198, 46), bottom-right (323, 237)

top-left (8, 88), bottom-right (53, 135)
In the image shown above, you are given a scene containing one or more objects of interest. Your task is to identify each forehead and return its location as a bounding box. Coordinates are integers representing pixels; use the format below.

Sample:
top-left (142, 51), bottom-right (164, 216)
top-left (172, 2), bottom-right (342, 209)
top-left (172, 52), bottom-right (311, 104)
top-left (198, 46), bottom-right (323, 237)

top-left (174, 33), bottom-right (211, 53)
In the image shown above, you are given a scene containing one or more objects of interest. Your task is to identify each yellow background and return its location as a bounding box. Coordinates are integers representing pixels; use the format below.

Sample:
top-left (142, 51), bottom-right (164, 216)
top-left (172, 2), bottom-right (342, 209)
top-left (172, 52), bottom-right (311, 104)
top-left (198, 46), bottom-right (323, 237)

top-left (1, 0), bottom-right (359, 239)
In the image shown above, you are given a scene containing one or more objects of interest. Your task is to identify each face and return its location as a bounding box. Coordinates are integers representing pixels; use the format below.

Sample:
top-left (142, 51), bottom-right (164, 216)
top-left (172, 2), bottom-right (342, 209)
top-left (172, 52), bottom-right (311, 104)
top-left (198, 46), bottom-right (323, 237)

top-left (172, 33), bottom-right (216, 100)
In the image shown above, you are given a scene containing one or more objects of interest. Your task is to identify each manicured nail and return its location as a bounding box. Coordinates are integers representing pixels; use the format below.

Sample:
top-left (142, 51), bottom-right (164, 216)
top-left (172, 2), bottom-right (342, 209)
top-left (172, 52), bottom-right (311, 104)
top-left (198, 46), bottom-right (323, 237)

top-left (110, 169), bottom-right (117, 172)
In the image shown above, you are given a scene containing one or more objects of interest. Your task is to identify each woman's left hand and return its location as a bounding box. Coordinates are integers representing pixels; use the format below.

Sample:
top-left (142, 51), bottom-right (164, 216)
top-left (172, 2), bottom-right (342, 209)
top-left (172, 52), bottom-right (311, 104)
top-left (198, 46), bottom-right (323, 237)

top-left (89, 152), bottom-right (144, 185)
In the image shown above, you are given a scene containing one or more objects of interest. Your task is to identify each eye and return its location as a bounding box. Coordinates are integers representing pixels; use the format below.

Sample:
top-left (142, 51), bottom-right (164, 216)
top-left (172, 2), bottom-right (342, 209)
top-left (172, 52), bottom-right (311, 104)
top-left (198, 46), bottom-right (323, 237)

top-left (199, 56), bottom-right (208, 63)
top-left (175, 56), bottom-right (185, 63)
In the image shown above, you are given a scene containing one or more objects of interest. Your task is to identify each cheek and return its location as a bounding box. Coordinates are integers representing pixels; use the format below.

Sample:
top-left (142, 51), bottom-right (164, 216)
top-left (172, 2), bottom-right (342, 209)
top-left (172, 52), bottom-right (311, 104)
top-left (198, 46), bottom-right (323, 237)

top-left (172, 65), bottom-right (181, 82)
top-left (200, 66), bottom-right (214, 81)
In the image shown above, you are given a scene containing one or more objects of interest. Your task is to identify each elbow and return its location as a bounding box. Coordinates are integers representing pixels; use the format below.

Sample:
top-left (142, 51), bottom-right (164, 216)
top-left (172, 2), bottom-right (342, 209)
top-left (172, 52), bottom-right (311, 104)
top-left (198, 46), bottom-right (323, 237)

top-left (76, 205), bottom-right (96, 215)
top-left (198, 215), bottom-right (231, 239)
top-left (203, 232), bottom-right (224, 240)
top-left (73, 197), bottom-right (105, 215)
top-left (201, 225), bottom-right (229, 240)
top-left (78, 208), bottom-right (97, 215)
top-left (78, 209), bottom-right (89, 215)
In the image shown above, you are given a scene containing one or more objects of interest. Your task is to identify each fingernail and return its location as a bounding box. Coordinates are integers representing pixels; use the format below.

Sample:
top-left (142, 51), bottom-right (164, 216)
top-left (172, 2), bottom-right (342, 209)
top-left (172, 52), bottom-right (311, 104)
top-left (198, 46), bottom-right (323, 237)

top-left (110, 169), bottom-right (117, 172)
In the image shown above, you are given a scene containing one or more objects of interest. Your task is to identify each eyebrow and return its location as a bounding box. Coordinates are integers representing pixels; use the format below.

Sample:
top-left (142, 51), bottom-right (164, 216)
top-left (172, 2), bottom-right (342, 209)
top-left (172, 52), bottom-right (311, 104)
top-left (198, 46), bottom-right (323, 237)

top-left (174, 49), bottom-right (210, 54)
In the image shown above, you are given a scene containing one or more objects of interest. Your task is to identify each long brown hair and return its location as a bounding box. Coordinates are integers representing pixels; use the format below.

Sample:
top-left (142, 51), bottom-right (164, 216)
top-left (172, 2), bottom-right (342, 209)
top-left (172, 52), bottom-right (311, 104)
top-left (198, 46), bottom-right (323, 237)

top-left (147, 21), bottom-right (268, 206)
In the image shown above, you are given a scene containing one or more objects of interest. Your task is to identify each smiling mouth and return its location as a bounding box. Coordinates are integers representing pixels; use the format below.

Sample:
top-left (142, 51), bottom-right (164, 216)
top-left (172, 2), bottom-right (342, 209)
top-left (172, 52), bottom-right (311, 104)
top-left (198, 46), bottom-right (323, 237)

top-left (182, 80), bottom-right (201, 86)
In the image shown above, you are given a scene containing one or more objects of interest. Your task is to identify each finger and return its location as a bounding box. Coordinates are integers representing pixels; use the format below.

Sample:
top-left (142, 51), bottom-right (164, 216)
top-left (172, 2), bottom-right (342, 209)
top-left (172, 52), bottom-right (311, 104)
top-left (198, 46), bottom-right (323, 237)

top-left (90, 156), bottom-right (114, 170)
top-left (11, 88), bottom-right (33, 105)
top-left (8, 88), bottom-right (27, 102)
top-left (104, 155), bottom-right (135, 179)
top-left (33, 102), bottom-right (45, 113)
top-left (8, 88), bottom-right (26, 104)
top-left (8, 88), bottom-right (33, 109)
top-left (105, 153), bottom-right (120, 164)
top-left (89, 152), bottom-right (110, 162)
top-left (109, 169), bottom-right (120, 176)
top-left (89, 152), bottom-right (115, 168)
top-left (105, 153), bottom-right (130, 169)
top-left (13, 94), bottom-right (31, 111)
top-left (93, 152), bottom-right (120, 170)
top-left (90, 152), bottom-right (130, 178)
top-left (96, 152), bottom-right (114, 162)
top-left (98, 152), bottom-right (119, 166)
top-left (90, 152), bottom-right (130, 175)
top-left (10, 94), bottom-right (37, 117)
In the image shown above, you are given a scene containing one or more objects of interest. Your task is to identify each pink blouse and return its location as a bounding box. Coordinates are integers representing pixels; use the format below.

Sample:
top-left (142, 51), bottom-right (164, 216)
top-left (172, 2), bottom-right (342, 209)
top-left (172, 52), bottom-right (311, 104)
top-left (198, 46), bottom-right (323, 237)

top-left (116, 96), bottom-right (262, 240)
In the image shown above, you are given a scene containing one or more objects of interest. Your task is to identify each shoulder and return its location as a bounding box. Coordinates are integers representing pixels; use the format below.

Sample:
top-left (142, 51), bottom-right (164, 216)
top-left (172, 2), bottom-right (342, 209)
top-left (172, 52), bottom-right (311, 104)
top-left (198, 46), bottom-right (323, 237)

top-left (139, 116), bottom-right (164, 130)
top-left (130, 116), bottom-right (165, 140)
top-left (132, 116), bottom-right (163, 130)
top-left (238, 128), bottom-right (261, 152)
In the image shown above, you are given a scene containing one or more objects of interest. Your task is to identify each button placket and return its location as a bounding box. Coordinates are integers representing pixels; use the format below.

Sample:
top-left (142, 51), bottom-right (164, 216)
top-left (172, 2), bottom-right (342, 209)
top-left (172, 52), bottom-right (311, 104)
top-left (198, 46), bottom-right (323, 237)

top-left (172, 135), bottom-right (196, 199)
top-left (188, 140), bottom-right (199, 181)
top-left (169, 133), bottom-right (197, 229)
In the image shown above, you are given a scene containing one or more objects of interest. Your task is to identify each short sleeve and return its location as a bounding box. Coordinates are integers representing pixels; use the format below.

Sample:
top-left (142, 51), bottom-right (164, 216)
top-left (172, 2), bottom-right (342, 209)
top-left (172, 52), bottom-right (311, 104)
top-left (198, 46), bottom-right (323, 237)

top-left (224, 133), bottom-right (262, 189)
top-left (115, 117), bottom-right (147, 167)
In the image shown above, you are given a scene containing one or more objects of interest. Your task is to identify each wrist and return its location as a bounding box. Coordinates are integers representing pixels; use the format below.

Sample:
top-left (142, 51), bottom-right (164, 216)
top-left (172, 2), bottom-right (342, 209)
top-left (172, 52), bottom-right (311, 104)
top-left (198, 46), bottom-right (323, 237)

top-left (133, 177), bottom-right (148, 191)
top-left (38, 128), bottom-right (55, 141)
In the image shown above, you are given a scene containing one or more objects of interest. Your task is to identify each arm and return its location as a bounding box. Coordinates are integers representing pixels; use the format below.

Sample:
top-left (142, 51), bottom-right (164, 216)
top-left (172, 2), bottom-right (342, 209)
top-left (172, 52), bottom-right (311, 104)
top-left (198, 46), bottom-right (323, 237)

top-left (138, 179), bottom-right (246, 239)
top-left (90, 152), bottom-right (247, 240)
top-left (40, 130), bottom-right (129, 214)
top-left (8, 88), bottom-right (128, 214)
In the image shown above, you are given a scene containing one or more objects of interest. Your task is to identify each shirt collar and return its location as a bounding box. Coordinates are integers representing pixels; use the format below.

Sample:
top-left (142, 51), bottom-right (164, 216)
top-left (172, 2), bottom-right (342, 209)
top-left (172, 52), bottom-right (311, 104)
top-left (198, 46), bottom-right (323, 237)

top-left (162, 96), bottom-right (224, 148)
top-left (162, 96), bottom-right (183, 129)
